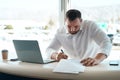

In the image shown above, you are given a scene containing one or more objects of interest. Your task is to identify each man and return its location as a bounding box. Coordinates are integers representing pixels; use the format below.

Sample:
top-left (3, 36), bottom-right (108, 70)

top-left (46, 9), bottom-right (112, 66)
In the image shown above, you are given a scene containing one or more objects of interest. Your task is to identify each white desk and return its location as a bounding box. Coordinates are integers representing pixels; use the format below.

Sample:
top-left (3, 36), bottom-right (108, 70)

top-left (0, 60), bottom-right (120, 80)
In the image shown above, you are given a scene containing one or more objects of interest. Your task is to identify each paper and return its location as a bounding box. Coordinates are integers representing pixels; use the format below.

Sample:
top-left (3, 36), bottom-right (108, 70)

top-left (53, 59), bottom-right (85, 74)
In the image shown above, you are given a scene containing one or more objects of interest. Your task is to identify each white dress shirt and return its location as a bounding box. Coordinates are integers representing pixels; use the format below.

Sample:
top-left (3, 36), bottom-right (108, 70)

top-left (46, 20), bottom-right (112, 59)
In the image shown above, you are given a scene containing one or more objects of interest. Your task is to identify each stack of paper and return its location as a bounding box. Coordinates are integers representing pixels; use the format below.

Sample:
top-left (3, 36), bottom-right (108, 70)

top-left (53, 59), bottom-right (85, 74)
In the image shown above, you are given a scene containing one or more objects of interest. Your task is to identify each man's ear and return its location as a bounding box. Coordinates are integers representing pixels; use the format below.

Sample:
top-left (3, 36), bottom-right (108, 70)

top-left (80, 18), bottom-right (82, 22)
top-left (65, 18), bottom-right (67, 22)
top-left (65, 18), bottom-right (68, 25)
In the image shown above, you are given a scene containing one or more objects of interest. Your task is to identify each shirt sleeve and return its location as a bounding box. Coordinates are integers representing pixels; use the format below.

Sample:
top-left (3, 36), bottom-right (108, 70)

top-left (46, 32), bottom-right (61, 59)
top-left (90, 22), bottom-right (112, 57)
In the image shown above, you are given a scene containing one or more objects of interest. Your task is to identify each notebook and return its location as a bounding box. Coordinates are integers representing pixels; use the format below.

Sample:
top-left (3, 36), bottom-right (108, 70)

top-left (53, 59), bottom-right (85, 74)
top-left (13, 40), bottom-right (55, 64)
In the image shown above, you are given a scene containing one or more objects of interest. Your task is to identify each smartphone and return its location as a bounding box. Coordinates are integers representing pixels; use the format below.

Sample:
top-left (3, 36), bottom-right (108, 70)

top-left (109, 60), bottom-right (119, 66)
top-left (10, 58), bottom-right (19, 61)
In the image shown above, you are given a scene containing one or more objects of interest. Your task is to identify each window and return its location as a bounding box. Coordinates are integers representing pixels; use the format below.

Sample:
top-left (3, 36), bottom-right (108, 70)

top-left (0, 0), bottom-right (59, 59)
top-left (70, 0), bottom-right (120, 60)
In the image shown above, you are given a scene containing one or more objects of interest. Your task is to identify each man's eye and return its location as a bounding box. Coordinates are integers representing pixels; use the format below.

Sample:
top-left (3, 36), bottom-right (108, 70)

top-left (75, 26), bottom-right (78, 28)
top-left (68, 26), bottom-right (71, 28)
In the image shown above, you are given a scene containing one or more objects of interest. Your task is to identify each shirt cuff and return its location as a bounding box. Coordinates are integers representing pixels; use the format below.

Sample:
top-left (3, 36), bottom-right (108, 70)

top-left (46, 48), bottom-right (57, 59)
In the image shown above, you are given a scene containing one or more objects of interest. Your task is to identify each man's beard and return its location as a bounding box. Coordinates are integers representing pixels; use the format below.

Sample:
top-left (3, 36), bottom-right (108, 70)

top-left (69, 30), bottom-right (79, 34)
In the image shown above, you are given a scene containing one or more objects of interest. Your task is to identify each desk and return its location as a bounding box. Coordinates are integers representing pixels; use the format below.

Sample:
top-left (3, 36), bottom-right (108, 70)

top-left (0, 60), bottom-right (120, 80)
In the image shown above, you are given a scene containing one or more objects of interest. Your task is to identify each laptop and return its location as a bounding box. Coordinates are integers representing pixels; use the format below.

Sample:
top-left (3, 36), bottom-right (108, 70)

top-left (13, 40), bottom-right (55, 64)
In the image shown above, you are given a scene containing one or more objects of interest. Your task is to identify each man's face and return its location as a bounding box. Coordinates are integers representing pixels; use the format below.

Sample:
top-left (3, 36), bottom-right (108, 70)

top-left (66, 18), bottom-right (82, 34)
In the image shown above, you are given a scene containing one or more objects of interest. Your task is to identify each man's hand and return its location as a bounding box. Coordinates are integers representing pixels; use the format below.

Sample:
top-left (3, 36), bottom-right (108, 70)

top-left (56, 53), bottom-right (68, 62)
top-left (51, 52), bottom-right (68, 62)
top-left (81, 53), bottom-right (107, 66)
top-left (80, 57), bottom-right (101, 66)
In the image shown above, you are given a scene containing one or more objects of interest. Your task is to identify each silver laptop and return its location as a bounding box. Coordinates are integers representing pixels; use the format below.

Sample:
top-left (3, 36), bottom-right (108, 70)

top-left (13, 40), bottom-right (55, 64)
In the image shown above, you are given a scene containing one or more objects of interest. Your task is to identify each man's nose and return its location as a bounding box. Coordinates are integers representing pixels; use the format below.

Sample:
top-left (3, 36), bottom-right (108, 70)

top-left (71, 27), bottom-right (76, 31)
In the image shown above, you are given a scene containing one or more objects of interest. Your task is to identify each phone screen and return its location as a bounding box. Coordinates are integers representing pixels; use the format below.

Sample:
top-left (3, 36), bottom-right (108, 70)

top-left (109, 60), bottom-right (119, 66)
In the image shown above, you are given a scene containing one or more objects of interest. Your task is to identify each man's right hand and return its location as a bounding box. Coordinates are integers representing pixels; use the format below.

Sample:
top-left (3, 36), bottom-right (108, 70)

top-left (56, 53), bottom-right (68, 61)
top-left (51, 52), bottom-right (68, 62)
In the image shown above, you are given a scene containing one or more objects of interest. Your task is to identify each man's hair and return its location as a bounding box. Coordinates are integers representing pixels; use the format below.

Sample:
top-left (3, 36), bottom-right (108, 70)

top-left (66, 9), bottom-right (81, 21)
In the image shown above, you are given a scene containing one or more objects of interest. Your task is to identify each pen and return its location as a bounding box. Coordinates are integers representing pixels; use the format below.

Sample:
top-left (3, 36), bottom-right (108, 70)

top-left (61, 49), bottom-right (64, 53)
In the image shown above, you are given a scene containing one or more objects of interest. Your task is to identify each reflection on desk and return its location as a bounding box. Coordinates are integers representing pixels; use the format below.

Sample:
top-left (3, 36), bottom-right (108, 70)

top-left (0, 60), bottom-right (120, 80)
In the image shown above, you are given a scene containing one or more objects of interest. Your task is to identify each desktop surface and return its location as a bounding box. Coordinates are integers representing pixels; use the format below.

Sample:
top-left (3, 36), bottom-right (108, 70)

top-left (0, 60), bottom-right (120, 80)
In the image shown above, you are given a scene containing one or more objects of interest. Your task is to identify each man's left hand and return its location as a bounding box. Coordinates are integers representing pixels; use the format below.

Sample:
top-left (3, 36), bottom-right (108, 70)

top-left (80, 57), bottom-right (101, 66)
top-left (81, 53), bottom-right (107, 66)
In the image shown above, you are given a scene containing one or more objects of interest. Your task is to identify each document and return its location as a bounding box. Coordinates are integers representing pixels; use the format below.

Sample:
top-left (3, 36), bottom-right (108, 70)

top-left (53, 59), bottom-right (85, 74)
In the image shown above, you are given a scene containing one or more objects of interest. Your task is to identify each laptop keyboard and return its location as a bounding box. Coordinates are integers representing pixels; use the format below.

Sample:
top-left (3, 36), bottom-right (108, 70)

top-left (44, 59), bottom-right (55, 63)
